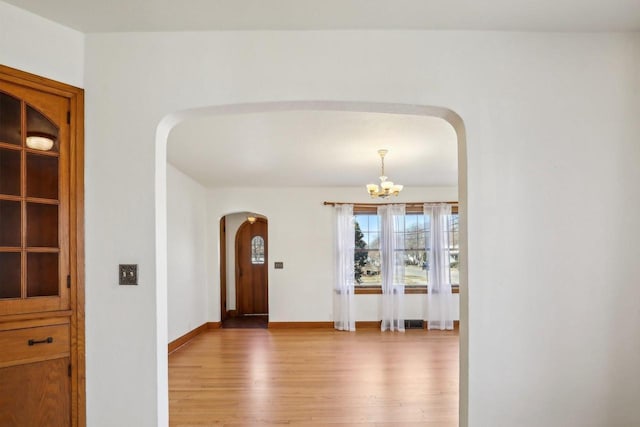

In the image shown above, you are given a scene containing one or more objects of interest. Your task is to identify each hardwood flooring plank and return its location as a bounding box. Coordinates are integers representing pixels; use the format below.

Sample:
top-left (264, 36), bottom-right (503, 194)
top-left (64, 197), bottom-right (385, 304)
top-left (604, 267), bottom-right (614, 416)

top-left (169, 329), bottom-right (458, 426)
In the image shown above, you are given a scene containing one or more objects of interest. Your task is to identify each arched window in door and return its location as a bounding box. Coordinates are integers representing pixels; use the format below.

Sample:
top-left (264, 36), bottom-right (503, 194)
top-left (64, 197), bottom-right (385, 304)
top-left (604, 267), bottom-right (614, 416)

top-left (251, 236), bottom-right (265, 264)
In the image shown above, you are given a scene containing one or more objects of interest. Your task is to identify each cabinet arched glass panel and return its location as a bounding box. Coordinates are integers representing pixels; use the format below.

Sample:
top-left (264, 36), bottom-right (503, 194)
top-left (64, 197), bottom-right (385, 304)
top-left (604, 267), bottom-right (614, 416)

top-left (251, 236), bottom-right (265, 264)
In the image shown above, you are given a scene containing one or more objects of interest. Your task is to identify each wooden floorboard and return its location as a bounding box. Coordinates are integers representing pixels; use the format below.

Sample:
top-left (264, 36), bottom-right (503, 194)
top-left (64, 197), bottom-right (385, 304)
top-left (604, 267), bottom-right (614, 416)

top-left (169, 328), bottom-right (459, 426)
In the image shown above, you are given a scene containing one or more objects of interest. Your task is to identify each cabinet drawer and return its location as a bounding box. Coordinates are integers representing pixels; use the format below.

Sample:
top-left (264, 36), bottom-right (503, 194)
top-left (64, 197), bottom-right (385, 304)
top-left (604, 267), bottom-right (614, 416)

top-left (0, 324), bottom-right (70, 368)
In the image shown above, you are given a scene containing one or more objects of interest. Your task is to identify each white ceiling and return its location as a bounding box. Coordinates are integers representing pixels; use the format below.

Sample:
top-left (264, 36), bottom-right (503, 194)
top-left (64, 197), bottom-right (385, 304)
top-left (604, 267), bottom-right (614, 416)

top-left (167, 110), bottom-right (458, 188)
top-left (4, 0), bottom-right (640, 32)
top-left (8, 0), bottom-right (636, 188)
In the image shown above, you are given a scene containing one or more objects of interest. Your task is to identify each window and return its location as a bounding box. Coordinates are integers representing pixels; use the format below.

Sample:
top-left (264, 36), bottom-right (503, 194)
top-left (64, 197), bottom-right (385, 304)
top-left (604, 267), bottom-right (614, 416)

top-left (354, 209), bottom-right (459, 288)
top-left (397, 213), bottom-right (427, 287)
top-left (354, 214), bottom-right (380, 286)
top-left (448, 213), bottom-right (460, 286)
top-left (251, 236), bottom-right (265, 264)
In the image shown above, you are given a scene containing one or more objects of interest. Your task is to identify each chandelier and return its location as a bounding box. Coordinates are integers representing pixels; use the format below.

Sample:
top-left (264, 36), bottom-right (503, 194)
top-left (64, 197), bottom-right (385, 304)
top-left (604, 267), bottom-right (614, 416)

top-left (366, 149), bottom-right (403, 198)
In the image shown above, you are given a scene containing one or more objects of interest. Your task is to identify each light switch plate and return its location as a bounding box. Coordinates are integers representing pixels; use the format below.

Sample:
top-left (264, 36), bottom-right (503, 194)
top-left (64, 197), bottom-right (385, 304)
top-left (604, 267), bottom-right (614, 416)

top-left (274, 262), bottom-right (284, 269)
top-left (119, 264), bottom-right (138, 285)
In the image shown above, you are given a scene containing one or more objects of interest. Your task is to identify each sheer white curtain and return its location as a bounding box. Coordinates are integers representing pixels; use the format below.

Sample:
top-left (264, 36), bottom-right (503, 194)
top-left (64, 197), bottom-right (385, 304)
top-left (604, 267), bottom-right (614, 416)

top-left (334, 204), bottom-right (356, 331)
top-left (379, 204), bottom-right (406, 332)
top-left (424, 203), bottom-right (454, 330)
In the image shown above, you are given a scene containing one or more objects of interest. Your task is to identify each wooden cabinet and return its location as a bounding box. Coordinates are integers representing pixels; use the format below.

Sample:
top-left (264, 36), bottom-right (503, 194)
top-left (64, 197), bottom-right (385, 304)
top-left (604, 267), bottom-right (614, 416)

top-left (0, 66), bottom-right (84, 427)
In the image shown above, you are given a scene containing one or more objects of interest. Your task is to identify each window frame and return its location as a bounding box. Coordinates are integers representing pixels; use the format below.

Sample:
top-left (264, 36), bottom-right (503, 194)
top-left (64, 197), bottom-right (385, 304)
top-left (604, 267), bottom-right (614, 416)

top-left (353, 205), bottom-right (460, 295)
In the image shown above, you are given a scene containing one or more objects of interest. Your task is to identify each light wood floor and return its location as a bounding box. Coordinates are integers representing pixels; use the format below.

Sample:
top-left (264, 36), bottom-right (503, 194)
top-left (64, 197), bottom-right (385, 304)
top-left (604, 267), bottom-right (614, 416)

top-left (169, 328), bottom-right (459, 426)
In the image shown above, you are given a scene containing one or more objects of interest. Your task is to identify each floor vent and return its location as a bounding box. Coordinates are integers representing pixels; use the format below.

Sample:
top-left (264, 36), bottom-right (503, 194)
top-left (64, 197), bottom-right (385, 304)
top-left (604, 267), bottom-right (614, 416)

top-left (404, 319), bottom-right (424, 329)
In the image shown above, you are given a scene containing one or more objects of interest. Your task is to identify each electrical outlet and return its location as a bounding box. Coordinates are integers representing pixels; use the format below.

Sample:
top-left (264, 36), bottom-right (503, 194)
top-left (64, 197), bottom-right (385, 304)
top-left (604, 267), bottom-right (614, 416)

top-left (119, 264), bottom-right (138, 285)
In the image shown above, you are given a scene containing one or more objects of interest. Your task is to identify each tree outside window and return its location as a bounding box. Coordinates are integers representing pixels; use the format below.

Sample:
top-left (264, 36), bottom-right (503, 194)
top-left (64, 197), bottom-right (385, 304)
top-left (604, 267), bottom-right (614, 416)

top-left (354, 214), bottom-right (381, 286)
top-left (354, 222), bottom-right (368, 284)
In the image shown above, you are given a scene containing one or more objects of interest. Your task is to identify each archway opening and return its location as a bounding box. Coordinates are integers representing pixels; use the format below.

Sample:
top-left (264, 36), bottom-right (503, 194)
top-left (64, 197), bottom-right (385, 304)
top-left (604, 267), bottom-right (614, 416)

top-left (219, 212), bottom-right (269, 328)
top-left (156, 100), bottom-right (468, 426)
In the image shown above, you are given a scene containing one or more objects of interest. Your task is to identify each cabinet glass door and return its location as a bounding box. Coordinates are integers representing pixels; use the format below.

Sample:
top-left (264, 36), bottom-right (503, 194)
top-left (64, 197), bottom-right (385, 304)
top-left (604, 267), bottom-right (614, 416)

top-left (0, 84), bottom-right (69, 315)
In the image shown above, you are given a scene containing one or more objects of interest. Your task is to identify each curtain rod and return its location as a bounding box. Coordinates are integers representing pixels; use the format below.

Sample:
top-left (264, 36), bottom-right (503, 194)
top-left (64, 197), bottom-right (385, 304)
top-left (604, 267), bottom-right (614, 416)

top-left (323, 201), bottom-right (458, 208)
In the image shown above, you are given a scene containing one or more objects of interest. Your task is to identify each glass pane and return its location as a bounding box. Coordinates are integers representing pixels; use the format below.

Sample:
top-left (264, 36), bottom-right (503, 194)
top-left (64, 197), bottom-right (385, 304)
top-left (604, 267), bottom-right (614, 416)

top-left (357, 249), bottom-right (381, 286)
top-left (418, 233), bottom-right (426, 250)
top-left (354, 214), bottom-right (368, 232)
top-left (368, 215), bottom-right (379, 232)
top-left (0, 92), bottom-right (21, 146)
top-left (354, 249), bottom-right (367, 284)
top-left (368, 232), bottom-right (379, 250)
top-left (405, 231), bottom-right (422, 250)
top-left (450, 214), bottom-right (459, 249)
top-left (251, 236), bottom-right (264, 264)
top-left (355, 219), bottom-right (365, 244)
top-left (425, 249), bottom-right (431, 283)
top-left (450, 214), bottom-right (459, 231)
top-left (26, 105), bottom-right (59, 153)
top-left (404, 250), bottom-right (428, 286)
top-left (0, 200), bottom-right (21, 246)
top-left (450, 250), bottom-right (460, 285)
top-left (27, 252), bottom-right (58, 297)
top-left (27, 203), bottom-right (58, 247)
top-left (0, 252), bottom-right (21, 298)
top-left (405, 214), bottom-right (418, 231)
top-left (0, 148), bottom-right (21, 195)
top-left (449, 214), bottom-right (459, 285)
top-left (27, 153), bottom-right (58, 199)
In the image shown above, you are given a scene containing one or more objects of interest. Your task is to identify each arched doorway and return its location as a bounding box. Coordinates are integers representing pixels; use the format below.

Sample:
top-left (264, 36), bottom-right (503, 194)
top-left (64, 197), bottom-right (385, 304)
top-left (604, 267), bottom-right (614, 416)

top-left (157, 100), bottom-right (468, 425)
top-left (219, 213), bottom-right (269, 328)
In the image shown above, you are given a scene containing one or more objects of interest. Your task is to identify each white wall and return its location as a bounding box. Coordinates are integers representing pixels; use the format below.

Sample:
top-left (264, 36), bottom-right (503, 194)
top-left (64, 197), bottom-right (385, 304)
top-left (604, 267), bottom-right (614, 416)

top-left (355, 292), bottom-right (460, 322)
top-left (79, 31), bottom-right (640, 427)
top-left (166, 163), bottom-right (208, 342)
top-left (0, 1), bottom-right (84, 87)
top-left (206, 186), bottom-right (459, 321)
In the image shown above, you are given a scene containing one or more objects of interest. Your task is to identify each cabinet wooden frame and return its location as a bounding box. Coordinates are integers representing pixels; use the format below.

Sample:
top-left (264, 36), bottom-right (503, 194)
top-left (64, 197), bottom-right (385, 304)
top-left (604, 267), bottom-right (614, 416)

top-left (0, 65), bottom-right (85, 427)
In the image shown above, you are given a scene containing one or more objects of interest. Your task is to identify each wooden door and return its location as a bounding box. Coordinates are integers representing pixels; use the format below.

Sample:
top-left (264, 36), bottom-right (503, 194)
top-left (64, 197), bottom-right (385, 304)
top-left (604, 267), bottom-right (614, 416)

top-left (235, 218), bottom-right (268, 315)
